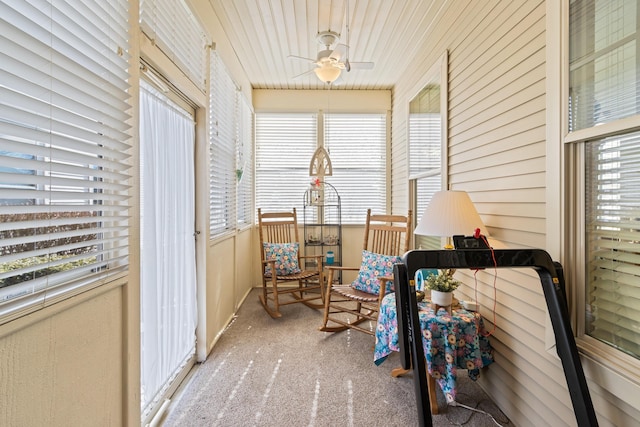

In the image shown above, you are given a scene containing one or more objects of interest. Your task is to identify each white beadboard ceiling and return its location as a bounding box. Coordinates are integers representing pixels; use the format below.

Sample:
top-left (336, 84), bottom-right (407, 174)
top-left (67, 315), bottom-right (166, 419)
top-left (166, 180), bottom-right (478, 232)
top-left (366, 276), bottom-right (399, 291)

top-left (207, 0), bottom-right (440, 90)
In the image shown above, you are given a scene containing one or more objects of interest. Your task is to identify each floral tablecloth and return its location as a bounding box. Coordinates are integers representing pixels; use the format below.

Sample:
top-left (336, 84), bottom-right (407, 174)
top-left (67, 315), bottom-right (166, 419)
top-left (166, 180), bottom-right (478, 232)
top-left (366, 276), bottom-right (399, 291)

top-left (374, 292), bottom-right (493, 403)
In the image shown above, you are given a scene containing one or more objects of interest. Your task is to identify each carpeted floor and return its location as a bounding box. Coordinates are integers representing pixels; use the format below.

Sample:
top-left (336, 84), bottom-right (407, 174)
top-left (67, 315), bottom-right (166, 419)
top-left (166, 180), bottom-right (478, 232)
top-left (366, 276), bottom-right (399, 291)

top-left (161, 289), bottom-right (512, 427)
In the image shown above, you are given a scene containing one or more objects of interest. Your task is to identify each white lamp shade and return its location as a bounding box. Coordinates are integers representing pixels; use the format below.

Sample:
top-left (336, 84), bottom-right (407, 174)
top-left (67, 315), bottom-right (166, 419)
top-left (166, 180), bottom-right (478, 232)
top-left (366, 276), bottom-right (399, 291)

top-left (314, 64), bottom-right (341, 83)
top-left (414, 190), bottom-right (488, 237)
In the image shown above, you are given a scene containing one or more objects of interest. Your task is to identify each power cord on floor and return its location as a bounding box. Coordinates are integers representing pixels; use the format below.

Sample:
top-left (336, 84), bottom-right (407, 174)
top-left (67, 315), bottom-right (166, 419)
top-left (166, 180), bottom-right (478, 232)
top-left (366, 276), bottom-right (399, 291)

top-left (448, 399), bottom-right (507, 426)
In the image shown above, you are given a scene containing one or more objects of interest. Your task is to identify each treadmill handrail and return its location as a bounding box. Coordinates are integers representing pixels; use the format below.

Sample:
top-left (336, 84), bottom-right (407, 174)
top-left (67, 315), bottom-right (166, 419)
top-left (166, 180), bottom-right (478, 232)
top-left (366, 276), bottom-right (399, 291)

top-left (395, 249), bottom-right (598, 427)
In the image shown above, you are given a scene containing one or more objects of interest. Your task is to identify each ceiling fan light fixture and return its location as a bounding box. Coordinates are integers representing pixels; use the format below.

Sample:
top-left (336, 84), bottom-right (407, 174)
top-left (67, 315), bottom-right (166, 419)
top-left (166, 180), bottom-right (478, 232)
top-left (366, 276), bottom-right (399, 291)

top-left (314, 64), bottom-right (341, 84)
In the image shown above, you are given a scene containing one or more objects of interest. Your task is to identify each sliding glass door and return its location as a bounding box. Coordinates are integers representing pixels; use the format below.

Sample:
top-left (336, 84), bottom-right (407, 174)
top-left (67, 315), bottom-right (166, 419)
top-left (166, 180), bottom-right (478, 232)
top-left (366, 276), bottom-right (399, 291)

top-left (139, 80), bottom-right (197, 421)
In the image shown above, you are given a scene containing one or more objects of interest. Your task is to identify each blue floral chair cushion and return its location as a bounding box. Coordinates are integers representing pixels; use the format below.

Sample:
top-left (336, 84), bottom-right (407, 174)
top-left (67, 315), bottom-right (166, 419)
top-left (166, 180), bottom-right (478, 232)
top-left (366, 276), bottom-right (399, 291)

top-left (263, 242), bottom-right (302, 276)
top-left (351, 250), bottom-right (402, 295)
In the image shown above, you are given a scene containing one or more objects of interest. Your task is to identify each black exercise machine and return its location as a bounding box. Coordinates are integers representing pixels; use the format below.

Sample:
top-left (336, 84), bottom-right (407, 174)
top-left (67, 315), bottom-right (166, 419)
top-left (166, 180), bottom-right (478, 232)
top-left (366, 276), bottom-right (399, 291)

top-left (392, 248), bottom-right (598, 427)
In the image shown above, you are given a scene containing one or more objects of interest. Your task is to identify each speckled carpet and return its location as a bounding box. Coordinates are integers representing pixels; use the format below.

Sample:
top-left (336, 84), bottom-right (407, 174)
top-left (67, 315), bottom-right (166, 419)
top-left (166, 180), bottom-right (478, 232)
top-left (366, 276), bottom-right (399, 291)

top-left (161, 288), bottom-right (511, 427)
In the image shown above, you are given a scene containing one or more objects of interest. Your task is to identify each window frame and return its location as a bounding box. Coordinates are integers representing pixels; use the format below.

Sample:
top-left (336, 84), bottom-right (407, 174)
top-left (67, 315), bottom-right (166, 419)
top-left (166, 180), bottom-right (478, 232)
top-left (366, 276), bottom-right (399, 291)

top-left (558, 0), bottom-right (640, 389)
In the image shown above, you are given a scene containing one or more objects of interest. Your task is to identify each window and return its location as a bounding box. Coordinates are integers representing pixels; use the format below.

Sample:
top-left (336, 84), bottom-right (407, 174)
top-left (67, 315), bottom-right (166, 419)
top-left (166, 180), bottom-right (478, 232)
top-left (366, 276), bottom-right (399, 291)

top-left (324, 113), bottom-right (386, 223)
top-left (569, 0), bottom-right (640, 360)
top-left (209, 52), bottom-right (238, 237)
top-left (255, 112), bottom-right (387, 224)
top-left (0, 0), bottom-right (131, 315)
top-left (237, 95), bottom-right (254, 229)
top-left (408, 53), bottom-right (447, 249)
top-left (255, 113), bottom-right (317, 213)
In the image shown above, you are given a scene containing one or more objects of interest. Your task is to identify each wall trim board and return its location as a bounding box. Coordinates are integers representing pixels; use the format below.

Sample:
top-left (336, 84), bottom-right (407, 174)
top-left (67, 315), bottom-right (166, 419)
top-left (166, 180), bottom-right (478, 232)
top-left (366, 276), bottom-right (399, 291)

top-left (252, 89), bottom-right (391, 113)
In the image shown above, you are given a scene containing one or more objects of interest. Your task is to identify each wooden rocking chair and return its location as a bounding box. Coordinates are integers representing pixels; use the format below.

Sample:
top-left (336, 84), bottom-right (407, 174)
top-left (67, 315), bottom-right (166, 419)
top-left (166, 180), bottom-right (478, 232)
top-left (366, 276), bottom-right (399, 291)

top-left (258, 208), bottom-right (325, 318)
top-left (319, 209), bottom-right (412, 335)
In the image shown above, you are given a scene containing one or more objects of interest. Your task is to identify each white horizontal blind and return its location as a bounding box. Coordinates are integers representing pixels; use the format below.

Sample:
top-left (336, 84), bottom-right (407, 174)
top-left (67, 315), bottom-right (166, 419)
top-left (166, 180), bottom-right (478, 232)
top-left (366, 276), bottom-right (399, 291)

top-left (255, 113), bottom-right (317, 214)
top-left (209, 52), bottom-right (238, 236)
top-left (140, 0), bottom-right (207, 91)
top-left (585, 132), bottom-right (640, 359)
top-left (324, 113), bottom-right (386, 223)
top-left (409, 113), bottom-right (442, 250)
top-left (237, 95), bottom-right (253, 229)
top-left (0, 0), bottom-right (131, 312)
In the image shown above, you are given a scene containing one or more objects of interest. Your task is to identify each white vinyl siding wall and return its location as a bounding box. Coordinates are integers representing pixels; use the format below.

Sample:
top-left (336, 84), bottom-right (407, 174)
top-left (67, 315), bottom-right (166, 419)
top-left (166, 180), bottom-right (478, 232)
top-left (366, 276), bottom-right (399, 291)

top-left (389, 2), bottom-right (611, 426)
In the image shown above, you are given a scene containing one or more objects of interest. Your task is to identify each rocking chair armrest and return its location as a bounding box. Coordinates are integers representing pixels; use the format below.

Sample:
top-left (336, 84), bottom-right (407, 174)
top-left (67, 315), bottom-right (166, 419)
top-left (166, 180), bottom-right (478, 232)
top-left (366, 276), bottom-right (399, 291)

top-left (262, 259), bottom-right (277, 271)
top-left (377, 275), bottom-right (394, 305)
top-left (325, 266), bottom-right (359, 288)
top-left (378, 274), bottom-right (394, 283)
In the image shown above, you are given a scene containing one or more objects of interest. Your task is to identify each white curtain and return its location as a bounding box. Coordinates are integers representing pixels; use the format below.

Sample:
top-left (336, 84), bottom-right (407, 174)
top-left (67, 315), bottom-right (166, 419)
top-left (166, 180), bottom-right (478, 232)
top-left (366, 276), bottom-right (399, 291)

top-left (139, 80), bottom-right (197, 418)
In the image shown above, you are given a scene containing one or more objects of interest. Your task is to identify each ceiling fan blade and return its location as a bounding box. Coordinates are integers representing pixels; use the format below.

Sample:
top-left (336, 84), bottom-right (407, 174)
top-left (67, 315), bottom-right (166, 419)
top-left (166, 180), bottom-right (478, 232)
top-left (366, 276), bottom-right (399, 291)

top-left (348, 61), bottom-right (374, 70)
top-left (292, 68), bottom-right (317, 79)
top-left (329, 44), bottom-right (347, 61)
top-left (288, 54), bottom-right (317, 63)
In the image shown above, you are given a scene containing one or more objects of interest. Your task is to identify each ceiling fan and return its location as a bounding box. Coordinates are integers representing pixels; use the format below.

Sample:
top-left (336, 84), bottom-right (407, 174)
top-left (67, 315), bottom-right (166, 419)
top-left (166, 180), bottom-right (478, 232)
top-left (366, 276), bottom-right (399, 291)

top-left (289, 6), bottom-right (374, 85)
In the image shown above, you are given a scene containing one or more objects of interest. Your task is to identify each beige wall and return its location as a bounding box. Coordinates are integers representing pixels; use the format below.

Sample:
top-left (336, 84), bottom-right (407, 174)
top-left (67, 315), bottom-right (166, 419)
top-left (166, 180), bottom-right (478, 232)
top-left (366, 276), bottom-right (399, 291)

top-left (0, 283), bottom-right (125, 426)
top-left (253, 89), bottom-right (391, 113)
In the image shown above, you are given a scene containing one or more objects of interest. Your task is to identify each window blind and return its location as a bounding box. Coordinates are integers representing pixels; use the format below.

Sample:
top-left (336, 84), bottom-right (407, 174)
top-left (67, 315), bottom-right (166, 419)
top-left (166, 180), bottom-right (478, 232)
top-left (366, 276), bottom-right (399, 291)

top-left (140, 0), bottom-right (207, 91)
top-left (255, 113), bottom-right (317, 214)
top-left (237, 95), bottom-right (253, 229)
top-left (324, 113), bottom-right (386, 223)
top-left (0, 0), bottom-right (131, 314)
top-left (209, 52), bottom-right (238, 237)
top-left (409, 113), bottom-right (442, 216)
top-left (585, 132), bottom-right (640, 359)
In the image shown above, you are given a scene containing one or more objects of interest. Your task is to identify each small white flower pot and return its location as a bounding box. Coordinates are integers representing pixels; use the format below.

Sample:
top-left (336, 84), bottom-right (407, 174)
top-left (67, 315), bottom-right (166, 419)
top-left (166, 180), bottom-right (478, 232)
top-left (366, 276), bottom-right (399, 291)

top-left (430, 290), bottom-right (453, 306)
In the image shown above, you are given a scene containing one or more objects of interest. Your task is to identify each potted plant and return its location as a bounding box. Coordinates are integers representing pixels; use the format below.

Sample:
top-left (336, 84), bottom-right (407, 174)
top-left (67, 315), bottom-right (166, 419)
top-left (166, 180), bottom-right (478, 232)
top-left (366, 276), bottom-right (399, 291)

top-left (424, 270), bottom-right (461, 306)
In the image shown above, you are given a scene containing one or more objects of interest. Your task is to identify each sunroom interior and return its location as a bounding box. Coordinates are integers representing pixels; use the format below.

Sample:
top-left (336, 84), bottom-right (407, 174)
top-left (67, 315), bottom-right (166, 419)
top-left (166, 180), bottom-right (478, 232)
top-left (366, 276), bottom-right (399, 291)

top-left (1, 1), bottom-right (640, 426)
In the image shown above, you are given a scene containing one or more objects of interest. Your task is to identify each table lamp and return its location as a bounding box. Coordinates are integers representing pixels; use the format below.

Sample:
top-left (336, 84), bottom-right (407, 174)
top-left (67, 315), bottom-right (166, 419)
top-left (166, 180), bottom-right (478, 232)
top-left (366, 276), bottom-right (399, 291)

top-left (414, 190), bottom-right (487, 249)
